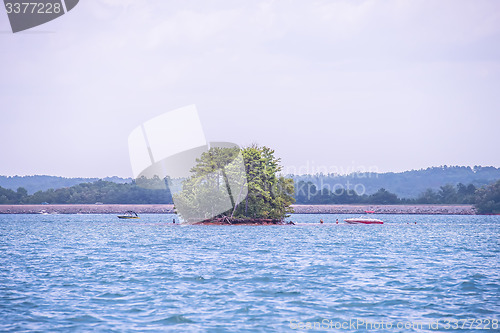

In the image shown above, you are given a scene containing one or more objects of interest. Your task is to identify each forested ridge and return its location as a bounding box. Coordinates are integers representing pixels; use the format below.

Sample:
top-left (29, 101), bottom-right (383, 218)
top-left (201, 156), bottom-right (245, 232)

top-left (1, 166), bottom-right (499, 214)
top-left (0, 175), bottom-right (131, 194)
top-left (2, 166), bottom-right (498, 197)
top-left (290, 165), bottom-right (500, 198)
top-left (0, 179), bottom-right (172, 205)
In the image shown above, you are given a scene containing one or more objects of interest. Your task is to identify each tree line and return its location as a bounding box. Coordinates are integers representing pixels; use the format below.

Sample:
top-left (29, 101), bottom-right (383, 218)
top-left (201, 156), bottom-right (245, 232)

top-left (0, 179), bottom-right (173, 205)
top-left (0, 175), bottom-right (130, 194)
top-left (292, 180), bottom-right (500, 214)
top-left (3, 166), bottom-right (500, 197)
top-left (0, 145), bottom-right (296, 221)
top-left (295, 181), bottom-right (479, 205)
top-left (1, 170), bottom-right (499, 215)
top-left (291, 165), bottom-right (500, 199)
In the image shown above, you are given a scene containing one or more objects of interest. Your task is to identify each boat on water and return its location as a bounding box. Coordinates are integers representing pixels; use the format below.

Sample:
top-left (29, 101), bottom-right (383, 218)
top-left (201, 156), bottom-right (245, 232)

top-left (345, 217), bottom-right (383, 224)
top-left (117, 211), bottom-right (139, 219)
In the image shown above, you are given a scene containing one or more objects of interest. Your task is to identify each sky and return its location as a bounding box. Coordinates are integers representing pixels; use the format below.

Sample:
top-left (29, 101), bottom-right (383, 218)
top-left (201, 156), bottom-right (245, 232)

top-left (1, 0), bottom-right (499, 178)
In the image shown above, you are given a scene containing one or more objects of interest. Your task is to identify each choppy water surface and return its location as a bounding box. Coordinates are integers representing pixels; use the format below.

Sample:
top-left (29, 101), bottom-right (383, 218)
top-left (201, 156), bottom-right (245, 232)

top-left (0, 214), bottom-right (499, 332)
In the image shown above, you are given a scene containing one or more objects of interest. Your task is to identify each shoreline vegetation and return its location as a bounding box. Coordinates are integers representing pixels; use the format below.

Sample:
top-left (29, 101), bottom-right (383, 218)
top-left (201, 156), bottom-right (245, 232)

top-left (1, 151), bottom-right (498, 214)
top-left (1, 174), bottom-right (499, 212)
top-left (3, 166), bottom-right (500, 199)
top-left (0, 204), bottom-right (477, 215)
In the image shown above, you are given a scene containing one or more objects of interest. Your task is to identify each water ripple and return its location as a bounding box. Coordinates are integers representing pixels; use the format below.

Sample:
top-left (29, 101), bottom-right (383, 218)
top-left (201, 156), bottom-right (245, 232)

top-left (0, 214), bottom-right (499, 331)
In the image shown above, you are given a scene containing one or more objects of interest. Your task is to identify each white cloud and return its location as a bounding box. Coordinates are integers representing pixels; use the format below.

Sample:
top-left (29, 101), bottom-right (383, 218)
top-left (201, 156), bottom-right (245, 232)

top-left (0, 0), bottom-right (499, 177)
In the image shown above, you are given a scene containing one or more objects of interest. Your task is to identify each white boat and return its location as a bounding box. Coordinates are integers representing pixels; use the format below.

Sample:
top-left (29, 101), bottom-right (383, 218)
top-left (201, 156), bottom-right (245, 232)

top-left (344, 217), bottom-right (383, 224)
top-left (117, 211), bottom-right (139, 219)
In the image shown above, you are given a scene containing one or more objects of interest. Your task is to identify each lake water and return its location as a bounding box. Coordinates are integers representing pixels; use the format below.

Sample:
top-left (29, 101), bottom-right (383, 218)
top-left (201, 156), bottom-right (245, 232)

top-left (0, 214), bottom-right (499, 332)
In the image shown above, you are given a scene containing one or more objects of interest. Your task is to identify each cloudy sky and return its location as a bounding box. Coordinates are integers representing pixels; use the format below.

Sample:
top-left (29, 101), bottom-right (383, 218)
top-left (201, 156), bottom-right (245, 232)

top-left (1, 0), bottom-right (499, 177)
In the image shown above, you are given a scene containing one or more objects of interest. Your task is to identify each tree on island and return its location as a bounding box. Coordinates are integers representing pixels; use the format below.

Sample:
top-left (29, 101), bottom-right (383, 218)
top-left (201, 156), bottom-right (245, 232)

top-left (475, 180), bottom-right (500, 214)
top-left (173, 145), bottom-right (295, 223)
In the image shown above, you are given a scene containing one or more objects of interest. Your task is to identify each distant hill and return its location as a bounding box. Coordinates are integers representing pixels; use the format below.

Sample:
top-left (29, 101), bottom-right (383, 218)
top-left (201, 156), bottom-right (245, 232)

top-left (1, 166), bottom-right (500, 199)
top-left (0, 175), bottom-right (131, 194)
top-left (290, 166), bottom-right (500, 198)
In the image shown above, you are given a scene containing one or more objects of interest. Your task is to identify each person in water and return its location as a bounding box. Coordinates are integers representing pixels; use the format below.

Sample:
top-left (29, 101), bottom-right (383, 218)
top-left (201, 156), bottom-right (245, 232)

top-left (320, 219), bottom-right (324, 224)
top-left (173, 218), bottom-right (176, 224)
top-left (336, 219), bottom-right (339, 224)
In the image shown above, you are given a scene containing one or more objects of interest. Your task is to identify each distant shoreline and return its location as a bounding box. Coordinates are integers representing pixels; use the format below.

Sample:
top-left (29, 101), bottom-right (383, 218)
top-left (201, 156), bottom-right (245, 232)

top-left (291, 204), bottom-right (476, 215)
top-left (0, 204), bottom-right (476, 215)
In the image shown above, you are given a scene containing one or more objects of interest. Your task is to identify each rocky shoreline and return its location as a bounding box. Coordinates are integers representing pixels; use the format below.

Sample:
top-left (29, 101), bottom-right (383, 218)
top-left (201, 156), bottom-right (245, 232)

top-left (0, 204), bottom-right (476, 215)
top-left (292, 204), bottom-right (476, 215)
top-left (0, 204), bottom-right (175, 214)
top-left (193, 217), bottom-right (290, 225)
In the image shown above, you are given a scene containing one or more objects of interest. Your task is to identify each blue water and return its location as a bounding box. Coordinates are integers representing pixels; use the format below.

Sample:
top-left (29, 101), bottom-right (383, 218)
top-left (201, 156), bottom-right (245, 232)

top-left (0, 214), bottom-right (499, 332)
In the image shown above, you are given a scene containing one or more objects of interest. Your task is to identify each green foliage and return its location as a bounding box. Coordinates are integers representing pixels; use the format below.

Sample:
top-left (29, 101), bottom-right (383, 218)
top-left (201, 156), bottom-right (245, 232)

top-left (415, 189), bottom-right (440, 204)
top-left (0, 179), bottom-right (173, 204)
top-left (414, 183), bottom-right (477, 204)
top-left (0, 186), bottom-right (28, 204)
top-left (474, 180), bottom-right (500, 214)
top-left (0, 175), bottom-right (131, 194)
top-left (173, 147), bottom-right (244, 221)
top-left (173, 145), bottom-right (295, 221)
top-left (235, 145), bottom-right (295, 219)
top-left (368, 188), bottom-right (400, 204)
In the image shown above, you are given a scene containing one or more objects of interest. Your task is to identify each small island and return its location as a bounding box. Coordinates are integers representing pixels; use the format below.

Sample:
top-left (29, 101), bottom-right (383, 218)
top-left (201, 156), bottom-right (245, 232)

top-left (173, 145), bottom-right (295, 225)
